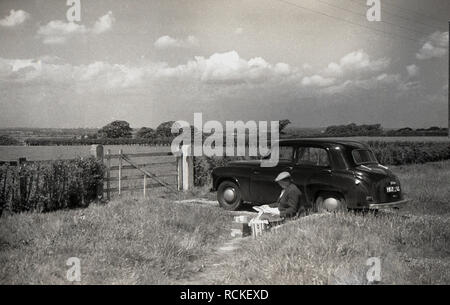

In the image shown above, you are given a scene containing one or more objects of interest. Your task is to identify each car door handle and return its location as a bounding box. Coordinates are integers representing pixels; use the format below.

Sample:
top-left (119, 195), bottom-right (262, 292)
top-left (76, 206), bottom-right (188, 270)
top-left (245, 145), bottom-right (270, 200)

top-left (253, 170), bottom-right (260, 175)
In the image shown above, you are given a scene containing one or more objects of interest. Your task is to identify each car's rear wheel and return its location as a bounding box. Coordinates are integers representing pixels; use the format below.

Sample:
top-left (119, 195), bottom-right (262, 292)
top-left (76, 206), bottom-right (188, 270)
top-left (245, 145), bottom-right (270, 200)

top-left (217, 180), bottom-right (242, 210)
top-left (315, 193), bottom-right (347, 213)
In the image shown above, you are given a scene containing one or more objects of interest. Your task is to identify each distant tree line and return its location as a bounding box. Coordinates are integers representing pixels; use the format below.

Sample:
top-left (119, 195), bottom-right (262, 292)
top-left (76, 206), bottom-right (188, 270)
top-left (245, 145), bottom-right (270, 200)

top-left (21, 120), bottom-right (449, 146)
top-left (320, 123), bottom-right (448, 137)
top-left (324, 123), bottom-right (383, 137)
top-left (24, 119), bottom-right (293, 146)
top-left (0, 135), bottom-right (20, 146)
top-left (384, 126), bottom-right (448, 137)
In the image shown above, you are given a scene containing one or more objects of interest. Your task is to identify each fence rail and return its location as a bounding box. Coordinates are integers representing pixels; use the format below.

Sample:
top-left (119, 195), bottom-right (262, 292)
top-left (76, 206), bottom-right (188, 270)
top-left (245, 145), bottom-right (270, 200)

top-left (107, 152), bottom-right (175, 158)
top-left (89, 144), bottom-right (193, 200)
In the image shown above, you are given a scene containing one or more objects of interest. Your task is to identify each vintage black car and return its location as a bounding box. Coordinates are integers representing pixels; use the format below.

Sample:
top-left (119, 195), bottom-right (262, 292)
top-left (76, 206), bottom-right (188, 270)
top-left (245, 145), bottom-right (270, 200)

top-left (211, 139), bottom-right (408, 211)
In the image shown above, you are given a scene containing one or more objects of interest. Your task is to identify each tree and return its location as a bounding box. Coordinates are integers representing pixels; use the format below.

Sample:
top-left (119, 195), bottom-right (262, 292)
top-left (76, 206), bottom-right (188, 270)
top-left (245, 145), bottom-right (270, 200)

top-left (279, 119), bottom-right (291, 135)
top-left (136, 127), bottom-right (156, 139)
top-left (98, 120), bottom-right (132, 138)
top-left (0, 135), bottom-right (20, 145)
top-left (156, 121), bottom-right (183, 137)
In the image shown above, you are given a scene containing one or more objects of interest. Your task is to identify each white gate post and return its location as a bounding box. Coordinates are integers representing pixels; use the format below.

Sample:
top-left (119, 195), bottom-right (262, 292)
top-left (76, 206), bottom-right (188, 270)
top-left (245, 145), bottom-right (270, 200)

top-left (178, 144), bottom-right (193, 191)
top-left (90, 144), bottom-right (104, 199)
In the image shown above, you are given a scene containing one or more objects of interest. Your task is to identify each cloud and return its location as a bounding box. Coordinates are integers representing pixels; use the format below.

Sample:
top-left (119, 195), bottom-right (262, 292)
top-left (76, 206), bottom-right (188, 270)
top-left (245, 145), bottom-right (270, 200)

top-left (37, 20), bottom-right (87, 44)
top-left (0, 57), bottom-right (146, 91)
top-left (235, 27), bottom-right (243, 35)
top-left (0, 45), bottom-right (445, 128)
top-left (406, 64), bottom-right (419, 77)
top-left (154, 35), bottom-right (199, 49)
top-left (0, 9), bottom-right (30, 27)
top-left (157, 50), bottom-right (295, 84)
top-left (0, 51), bottom-right (299, 94)
top-left (301, 75), bottom-right (335, 87)
top-left (1, 50), bottom-right (394, 93)
top-left (298, 50), bottom-right (390, 90)
top-left (416, 31), bottom-right (449, 60)
top-left (37, 12), bottom-right (115, 44)
top-left (324, 50), bottom-right (390, 77)
top-left (92, 11), bottom-right (115, 34)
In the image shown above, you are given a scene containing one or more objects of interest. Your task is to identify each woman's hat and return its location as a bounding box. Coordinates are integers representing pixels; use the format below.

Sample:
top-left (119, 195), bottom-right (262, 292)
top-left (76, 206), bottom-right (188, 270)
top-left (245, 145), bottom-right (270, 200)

top-left (274, 171), bottom-right (291, 182)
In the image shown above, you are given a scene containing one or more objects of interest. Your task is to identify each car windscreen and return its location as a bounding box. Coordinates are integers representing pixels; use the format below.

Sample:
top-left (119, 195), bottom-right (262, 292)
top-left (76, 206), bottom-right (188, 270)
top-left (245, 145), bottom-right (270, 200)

top-left (352, 149), bottom-right (378, 165)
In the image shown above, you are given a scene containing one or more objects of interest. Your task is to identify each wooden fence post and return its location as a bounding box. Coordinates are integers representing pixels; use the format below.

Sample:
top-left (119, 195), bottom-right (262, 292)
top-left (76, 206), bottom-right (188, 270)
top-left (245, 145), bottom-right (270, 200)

top-left (90, 145), bottom-right (104, 199)
top-left (177, 152), bottom-right (183, 191)
top-left (118, 149), bottom-right (123, 196)
top-left (18, 157), bottom-right (27, 205)
top-left (143, 174), bottom-right (147, 197)
top-left (180, 145), bottom-right (193, 191)
top-left (106, 149), bottom-right (111, 201)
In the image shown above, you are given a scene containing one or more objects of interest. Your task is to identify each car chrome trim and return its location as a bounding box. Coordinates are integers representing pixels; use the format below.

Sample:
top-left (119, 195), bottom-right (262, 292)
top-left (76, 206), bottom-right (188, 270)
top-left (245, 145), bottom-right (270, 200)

top-left (368, 199), bottom-right (409, 209)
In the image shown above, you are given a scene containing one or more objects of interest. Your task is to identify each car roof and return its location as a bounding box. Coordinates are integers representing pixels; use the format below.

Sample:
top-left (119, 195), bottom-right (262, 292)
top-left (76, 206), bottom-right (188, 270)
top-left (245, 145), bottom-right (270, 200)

top-left (278, 138), bottom-right (369, 149)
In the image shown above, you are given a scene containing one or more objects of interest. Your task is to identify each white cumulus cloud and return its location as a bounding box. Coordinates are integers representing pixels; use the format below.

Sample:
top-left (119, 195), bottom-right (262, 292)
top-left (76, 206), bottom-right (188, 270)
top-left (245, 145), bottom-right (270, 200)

top-left (301, 75), bottom-right (335, 87)
top-left (325, 50), bottom-right (390, 77)
top-left (37, 12), bottom-right (115, 44)
top-left (154, 35), bottom-right (199, 49)
top-left (0, 9), bottom-right (30, 27)
top-left (235, 27), bottom-right (243, 35)
top-left (406, 64), bottom-right (419, 77)
top-left (157, 50), bottom-right (294, 84)
top-left (416, 31), bottom-right (449, 60)
top-left (92, 11), bottom-right (115, 34)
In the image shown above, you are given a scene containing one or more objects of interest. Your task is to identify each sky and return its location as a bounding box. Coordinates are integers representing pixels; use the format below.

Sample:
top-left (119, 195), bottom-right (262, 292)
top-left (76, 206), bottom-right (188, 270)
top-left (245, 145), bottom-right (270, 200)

top-left (0, 0), bottom-right (448, 129)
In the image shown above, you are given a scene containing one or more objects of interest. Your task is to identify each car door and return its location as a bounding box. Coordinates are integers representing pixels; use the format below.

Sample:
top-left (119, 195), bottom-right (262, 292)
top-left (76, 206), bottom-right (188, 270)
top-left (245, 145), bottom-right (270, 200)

top-left (250, 145), bottom-right (296, 204)
top-left (290, 145), bottom-right (334, 205)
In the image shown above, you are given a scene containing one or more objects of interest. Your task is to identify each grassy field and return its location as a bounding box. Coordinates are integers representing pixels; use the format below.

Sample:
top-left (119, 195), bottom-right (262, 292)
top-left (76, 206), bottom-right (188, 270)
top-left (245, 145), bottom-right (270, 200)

top-left (0, 161), bottom-right (449, 284)
top-left (204, 161), bottom-right (450, 284)
top-left (0, 145), bottom-right (172, 161)
top-left (0, 193), bottom-right (232, 284)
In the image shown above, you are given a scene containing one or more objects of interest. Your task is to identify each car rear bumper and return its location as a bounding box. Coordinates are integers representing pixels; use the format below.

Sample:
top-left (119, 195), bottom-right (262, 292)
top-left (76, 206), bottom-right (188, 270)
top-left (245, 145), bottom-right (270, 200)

top-left (368, 198), bottom-right (409, 209)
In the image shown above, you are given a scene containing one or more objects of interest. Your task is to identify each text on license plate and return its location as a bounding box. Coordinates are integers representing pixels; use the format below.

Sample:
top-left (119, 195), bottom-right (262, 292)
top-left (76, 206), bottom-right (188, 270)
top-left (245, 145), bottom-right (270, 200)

top-left (386, 186), bottom-right (400, 193)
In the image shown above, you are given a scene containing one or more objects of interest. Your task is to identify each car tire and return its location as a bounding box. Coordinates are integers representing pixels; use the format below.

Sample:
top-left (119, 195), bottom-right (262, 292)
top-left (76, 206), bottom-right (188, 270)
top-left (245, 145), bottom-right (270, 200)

top-left (315, 193), bottom-right (347, 213)
top-left (217, 180), bottom-right (242, 211)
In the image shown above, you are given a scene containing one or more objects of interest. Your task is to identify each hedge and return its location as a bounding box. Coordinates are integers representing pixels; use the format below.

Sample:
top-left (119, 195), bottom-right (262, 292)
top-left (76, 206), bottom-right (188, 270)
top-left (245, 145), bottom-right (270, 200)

top-left (368, 141), bottom-right (450, 165)
top-left (24, 137), bottom-right (174, 146)
top-left (0, 157), bottom-right (104, 216)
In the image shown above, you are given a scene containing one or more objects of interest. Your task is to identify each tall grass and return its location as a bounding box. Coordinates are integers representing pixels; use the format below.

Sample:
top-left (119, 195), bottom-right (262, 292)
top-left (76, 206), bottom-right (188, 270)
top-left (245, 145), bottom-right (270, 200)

top-left (202, 161), bottom-right (450, 284)
top-left (1, 161), bottom-right (449, 284)
top-left (217, 212), bottom-right (449, 284)
top-left (0, 195), bottom-right (231, 284)
top-left (395, 161), bottom-right (450, 215)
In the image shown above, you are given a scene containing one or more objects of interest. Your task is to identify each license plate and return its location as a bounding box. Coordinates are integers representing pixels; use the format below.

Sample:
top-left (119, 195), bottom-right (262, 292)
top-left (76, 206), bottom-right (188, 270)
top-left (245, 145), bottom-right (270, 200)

top-left (386, 186), bottom-right (400, 193)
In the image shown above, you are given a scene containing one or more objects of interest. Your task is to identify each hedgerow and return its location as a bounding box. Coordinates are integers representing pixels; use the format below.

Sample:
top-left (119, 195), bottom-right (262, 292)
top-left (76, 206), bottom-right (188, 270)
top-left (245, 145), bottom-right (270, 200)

top-left (0, 157), bottom-right (104, 216)
top-left (24, 137), bottom-right (174, 146)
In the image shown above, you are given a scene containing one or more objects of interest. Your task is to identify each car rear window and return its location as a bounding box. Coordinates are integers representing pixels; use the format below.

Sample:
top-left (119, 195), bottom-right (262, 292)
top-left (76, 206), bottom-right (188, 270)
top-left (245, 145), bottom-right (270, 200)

top-left (352, 149), bottom-right (378, 165)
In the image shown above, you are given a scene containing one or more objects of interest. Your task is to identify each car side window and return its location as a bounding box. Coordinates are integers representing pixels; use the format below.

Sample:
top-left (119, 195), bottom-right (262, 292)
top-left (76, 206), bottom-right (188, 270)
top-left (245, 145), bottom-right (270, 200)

top-left (296, 147), bottom-right (330, 167)
top-left (279, 146), bottom-right (294, 162)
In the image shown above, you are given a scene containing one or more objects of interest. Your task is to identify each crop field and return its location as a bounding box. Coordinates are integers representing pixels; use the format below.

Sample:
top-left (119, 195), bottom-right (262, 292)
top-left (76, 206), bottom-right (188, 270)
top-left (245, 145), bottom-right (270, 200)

top-left (1, 136), bottom-right (449, 161)
top-left (319, 136), bottom-right (450, 142)
top-left (0, 145), bottom-right (172, 161)
top-left (1, 160), bottom-right (449, 284)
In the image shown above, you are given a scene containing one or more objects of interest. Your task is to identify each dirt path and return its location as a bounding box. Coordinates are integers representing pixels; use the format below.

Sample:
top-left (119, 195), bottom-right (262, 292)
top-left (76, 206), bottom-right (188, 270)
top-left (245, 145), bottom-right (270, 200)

top-left (173, 198), bottom-right (258, 284)
top-left (178, 235), bottom-right (250, 285)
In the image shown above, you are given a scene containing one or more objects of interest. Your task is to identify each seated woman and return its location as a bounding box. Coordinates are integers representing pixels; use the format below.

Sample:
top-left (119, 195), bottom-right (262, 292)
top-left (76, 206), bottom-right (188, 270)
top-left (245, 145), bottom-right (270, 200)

top-left (258, 171), bottom-right (305, 222)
